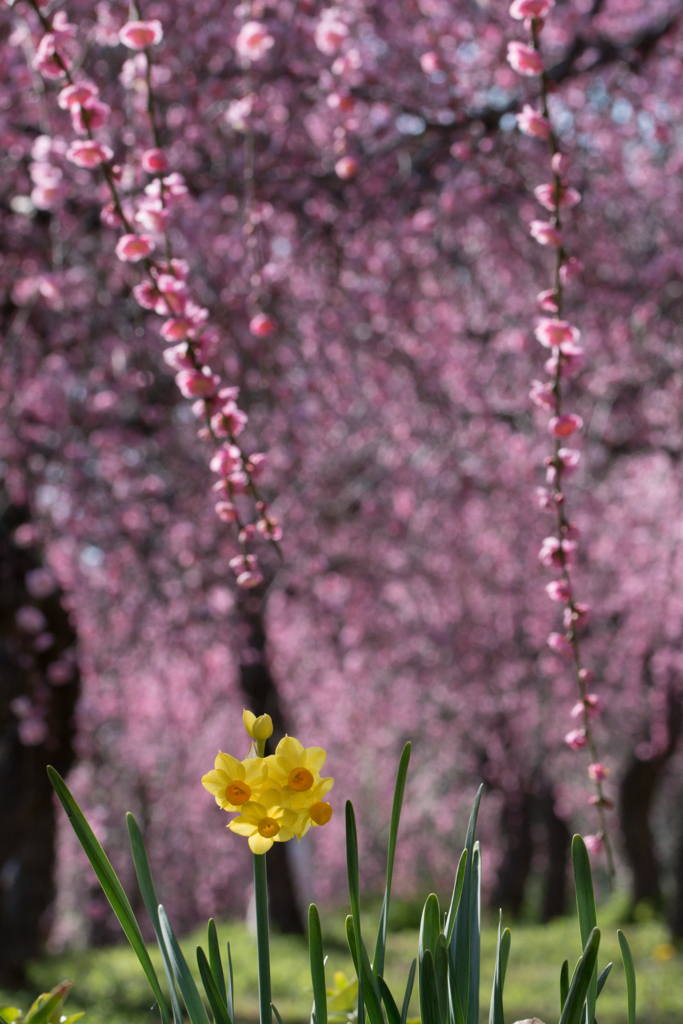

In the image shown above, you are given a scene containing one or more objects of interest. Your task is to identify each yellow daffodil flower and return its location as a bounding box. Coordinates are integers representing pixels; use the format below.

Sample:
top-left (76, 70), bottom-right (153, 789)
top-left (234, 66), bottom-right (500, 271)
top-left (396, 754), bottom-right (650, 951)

top-left (243, 709), bottom-right (274, 740)
top-left (201, 751), bottom-right (269, 811)
top-left (265, 735), bottom-right (327, 793)
top-left (286, 776), bottom-right (334, 838)
top-left (228, 788), bottom-right (299, 854)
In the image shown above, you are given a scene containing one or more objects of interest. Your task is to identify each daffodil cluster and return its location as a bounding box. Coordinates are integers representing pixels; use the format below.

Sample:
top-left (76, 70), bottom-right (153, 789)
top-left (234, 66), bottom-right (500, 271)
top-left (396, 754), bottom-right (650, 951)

top-left (201, 711), bottom-right (334, 854)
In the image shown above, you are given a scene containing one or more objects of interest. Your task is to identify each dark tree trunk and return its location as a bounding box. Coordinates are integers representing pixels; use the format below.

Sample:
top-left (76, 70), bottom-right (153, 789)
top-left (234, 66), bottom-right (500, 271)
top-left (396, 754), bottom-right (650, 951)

top-left (0, 501), bottom-right (80, 985)
top-left (489, 789), bottom-right (534, 916)
top-left (237, 593), bottom-right (305, 935)
top-left (537, 783), bottom-right (571, 922)
top-left (669, 798), bottom-right (683, 939)
top-left (619, 683), bottom-right (683, 914)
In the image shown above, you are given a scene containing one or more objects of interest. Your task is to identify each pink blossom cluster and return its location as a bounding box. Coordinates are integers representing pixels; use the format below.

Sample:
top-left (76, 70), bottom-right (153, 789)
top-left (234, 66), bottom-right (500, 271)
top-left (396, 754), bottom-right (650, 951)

top-left (24, 4), bottom-right (279, 588)
top-left (509, 0), bottom-right (613, 869)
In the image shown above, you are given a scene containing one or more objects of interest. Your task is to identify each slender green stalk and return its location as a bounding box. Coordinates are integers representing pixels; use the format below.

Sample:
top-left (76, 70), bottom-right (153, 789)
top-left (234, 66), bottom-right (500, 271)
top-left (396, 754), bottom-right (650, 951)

top-left (253, 853), bottom-right (272, 1024)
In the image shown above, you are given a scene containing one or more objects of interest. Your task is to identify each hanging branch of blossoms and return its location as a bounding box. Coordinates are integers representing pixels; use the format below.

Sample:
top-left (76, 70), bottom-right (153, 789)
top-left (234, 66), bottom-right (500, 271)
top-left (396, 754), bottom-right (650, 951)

top-left (508, 0), bottom-right (616, 883)
top-left (17, 0), bottom-right (283, 589)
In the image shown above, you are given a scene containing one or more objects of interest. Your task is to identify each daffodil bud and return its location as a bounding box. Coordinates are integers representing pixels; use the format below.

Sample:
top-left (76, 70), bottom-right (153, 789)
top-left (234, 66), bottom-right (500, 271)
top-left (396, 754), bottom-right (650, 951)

top-left (243, 709), bottom-right (274, 740)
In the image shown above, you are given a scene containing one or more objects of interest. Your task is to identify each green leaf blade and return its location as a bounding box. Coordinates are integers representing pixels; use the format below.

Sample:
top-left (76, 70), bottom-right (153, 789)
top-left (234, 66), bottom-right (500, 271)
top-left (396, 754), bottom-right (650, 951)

top-left (618, 930), bottom-right (636, 1024)
top-left (48, 768), bottom-right (171, 1024)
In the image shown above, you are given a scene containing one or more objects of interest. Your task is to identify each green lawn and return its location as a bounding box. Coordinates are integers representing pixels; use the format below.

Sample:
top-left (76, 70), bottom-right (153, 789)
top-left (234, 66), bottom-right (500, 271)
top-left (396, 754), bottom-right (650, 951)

top-left (2, 907), bottom-right (681, 1024)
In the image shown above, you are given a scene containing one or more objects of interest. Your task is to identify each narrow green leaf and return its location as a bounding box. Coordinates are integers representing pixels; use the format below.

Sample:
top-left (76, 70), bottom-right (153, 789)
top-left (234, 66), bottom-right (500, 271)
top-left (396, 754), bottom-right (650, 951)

top-left (126, 814), bottom-right (183, 1024)
top-left (0, 1008), bottom-right (22, 1023)
top-left (419, 895), bottom-right (441, 962)
top-left (159, 905), bottom-right (211, 1024)
top-left (272, 1005), bottom-right (285, 1024)
top-left (444, 850), bottom-right (468, 945)
top-left (466, 844), bottom-right (481, 1024)
top-left (450, 786), bottom-right (483, 1024)
top-left (572, 836), bottom-right (598, 1024)
top-left (596, 962), bottom-right (612, 998)
top-left (346, 916), bottom-right (359, 977)
top-left (197, 946), bottom-right (234, 1024)
top-left (377, 976), bottom-right (401, 1024)
top-left (226, 943), bottom-right (235, 1024)
top-left (345, 804), bottom-right (383, 1024)
top-left (618, 931), bottom-right (636, 1024)
top-left (559, 928), bottom-right (601, 1024)
top-left (434, 935), bottom-right (449, 1024)
top-left (346, 802), bottom-right (362, 931)
top-left (400, 959), bottom-right (417, 1024)
top-left (208, 920), bottom-right (227, 1004)
top-left (374, 742), bottom-right (411, 978)
top-left (560, 960), bottom-right (569, 1012)
top-left (48, 768), bottom-right (171, 1024)
top-left (499, 929), bottom-right (510, 990)
top-left (488, 914), bottom-right (509, 1024)
top-left (309, 904), bottom-right (328, 1024)
top-left (447, 956), bottom-right (465, 1024)
top-left (419, 951), bottom-right (442, 1024)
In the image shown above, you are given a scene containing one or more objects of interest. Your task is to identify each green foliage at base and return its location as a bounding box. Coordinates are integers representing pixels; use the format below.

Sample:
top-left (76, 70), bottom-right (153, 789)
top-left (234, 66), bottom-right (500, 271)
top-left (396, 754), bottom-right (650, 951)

top-left (2, 912), bottom-right (681, 1024)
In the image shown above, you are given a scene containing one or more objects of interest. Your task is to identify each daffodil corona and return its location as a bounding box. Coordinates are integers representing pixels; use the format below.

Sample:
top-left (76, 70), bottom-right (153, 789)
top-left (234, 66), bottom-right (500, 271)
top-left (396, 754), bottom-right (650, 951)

top-left (201, 714), bottom-right (334, 848)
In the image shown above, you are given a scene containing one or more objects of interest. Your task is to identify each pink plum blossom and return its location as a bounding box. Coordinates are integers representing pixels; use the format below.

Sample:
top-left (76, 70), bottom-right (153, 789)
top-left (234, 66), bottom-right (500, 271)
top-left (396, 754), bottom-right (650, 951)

top-left (516, 104), bottom-right (551, 139)
top-left (507, 41), bottom-right (544, 76)
top-left (115, 234), bottom-right (155, 262)
top-left (535, 318), bottom-right (580, 348)
top-left (70, 98), bottom-right (111, 135)
top-left (175, 369), bottom-right (220, 399)
top-left (548, 414), bottom-right (583, 438)
top-left (58, 80), bottom-right (99, 110)
top-left (583, 834), bottom-right (604, 854)
top-left (119, 20), bottom-right (164, 49)
top-left (142, 148), bottom-right (169, 173)
top-left (249, 313), bottom-right (277, 337)
top-left (509, 0), bottom-right (554, 18)
top-left (66, 140), bottom-right (113, 167)
top-left (315, 17), bottom-right (348, 55)
top-left (534, 182), bottom-right (582, 210)
top-left (546, 580), bottom-right (571, 602)
top-left (564, 602), bottom-right (591, 630)
top-left (565, 729), bottom-right (588, 750)
top-left (335, 156), bottom-right (358, 179)
top-left (588, 763), bottom-right (609, 781)
top-left (529, 220), bottom-right (562, 246)
top-left (548, 632), bottom-right (573, 657)
top-left (571, 693), bottom-right (601, 718)
top-left (235, 22), bottom-right (275, 62)
top-left (529, 379), bottom-right (556, 411)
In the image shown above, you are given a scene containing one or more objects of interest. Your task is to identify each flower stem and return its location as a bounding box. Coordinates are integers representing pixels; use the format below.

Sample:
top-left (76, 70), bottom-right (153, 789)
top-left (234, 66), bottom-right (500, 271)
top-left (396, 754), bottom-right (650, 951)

top-left (253, 852), bottom-right (272, 1024)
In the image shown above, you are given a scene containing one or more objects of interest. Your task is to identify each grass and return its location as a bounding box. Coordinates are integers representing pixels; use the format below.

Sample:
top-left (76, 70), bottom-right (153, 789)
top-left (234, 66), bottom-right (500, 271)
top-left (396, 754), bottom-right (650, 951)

top-left (2, 905), bottom-right (682, 1024)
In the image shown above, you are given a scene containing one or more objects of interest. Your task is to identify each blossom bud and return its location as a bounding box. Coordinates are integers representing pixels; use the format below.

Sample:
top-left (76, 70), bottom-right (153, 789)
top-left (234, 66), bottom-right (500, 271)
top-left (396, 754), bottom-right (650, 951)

top-left (249, 313), bottom-right (277, 337)
top-left (243, 709), bottom-right (274, 740)
top-left (565, 728), bottom-right (588, 750)
top-left (335, 156), bottom-right (359, 179)
top-left (588, 763), bottom-right (609, 781)
top-left (583, 834), bottom-right (603, 854)
top-left (548, 632), bottom-right (573, 658)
